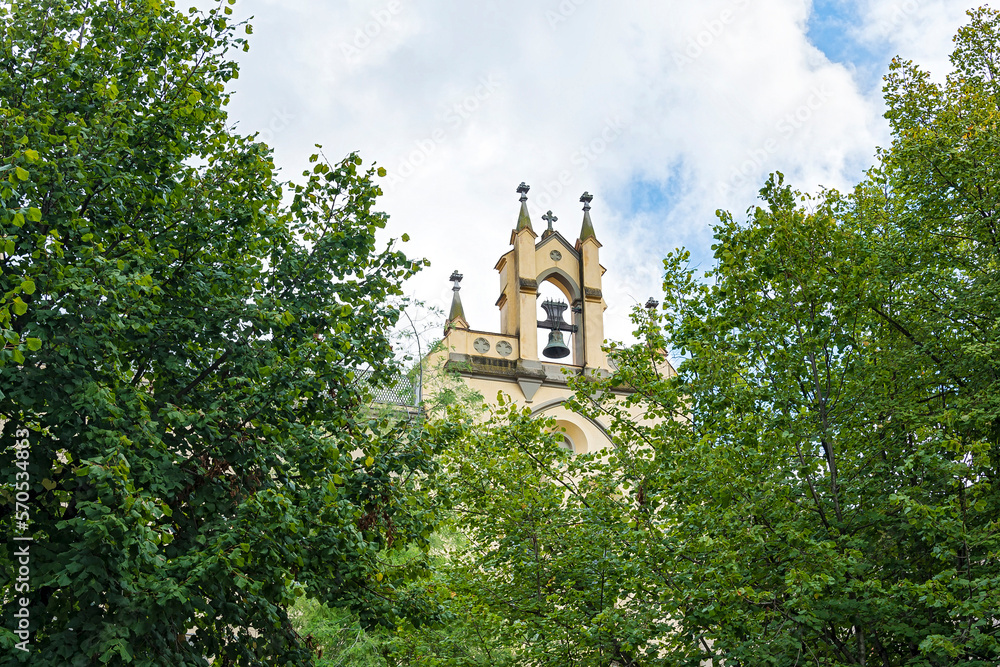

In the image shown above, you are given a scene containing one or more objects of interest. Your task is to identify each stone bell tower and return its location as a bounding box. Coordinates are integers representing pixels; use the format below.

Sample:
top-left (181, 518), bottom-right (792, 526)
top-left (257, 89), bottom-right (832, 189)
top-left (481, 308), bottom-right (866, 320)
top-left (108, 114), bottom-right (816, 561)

top-left (429, 183), bottom-right (616, 454)
top-left (492, 183), bottom-right (608, 377)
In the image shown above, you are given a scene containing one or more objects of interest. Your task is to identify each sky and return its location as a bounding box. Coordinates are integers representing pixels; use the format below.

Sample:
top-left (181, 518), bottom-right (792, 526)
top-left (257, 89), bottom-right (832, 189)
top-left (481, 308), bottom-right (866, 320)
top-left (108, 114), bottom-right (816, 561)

top-left (209, 0), bottom-right (979, 346)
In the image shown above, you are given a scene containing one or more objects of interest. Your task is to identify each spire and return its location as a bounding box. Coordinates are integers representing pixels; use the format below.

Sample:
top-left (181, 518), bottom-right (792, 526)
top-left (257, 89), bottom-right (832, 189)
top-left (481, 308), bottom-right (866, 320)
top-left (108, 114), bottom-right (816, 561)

top-left (515, 182), bottom-right (534, 233)
top-left (446, 270), bottom-right (469, 330)
top-left (578, 192), bottom-right (597, 242)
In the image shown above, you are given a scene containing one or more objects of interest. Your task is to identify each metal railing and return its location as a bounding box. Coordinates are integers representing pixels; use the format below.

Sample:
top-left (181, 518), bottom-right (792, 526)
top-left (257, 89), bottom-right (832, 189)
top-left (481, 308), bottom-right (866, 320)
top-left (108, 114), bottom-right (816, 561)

top-left (352, 368), bottom-right (420, 408)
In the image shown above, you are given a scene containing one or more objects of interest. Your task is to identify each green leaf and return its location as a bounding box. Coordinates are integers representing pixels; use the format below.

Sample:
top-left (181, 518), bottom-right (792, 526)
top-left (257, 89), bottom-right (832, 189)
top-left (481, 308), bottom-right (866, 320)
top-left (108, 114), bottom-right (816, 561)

top-left (0, 2), bottom-right (437, 659)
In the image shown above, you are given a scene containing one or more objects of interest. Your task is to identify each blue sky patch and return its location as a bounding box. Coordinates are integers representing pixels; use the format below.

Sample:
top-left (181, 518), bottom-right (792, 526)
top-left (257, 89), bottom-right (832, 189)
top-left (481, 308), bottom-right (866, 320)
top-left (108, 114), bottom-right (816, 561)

top-left (619, 162), bottom-right (688, 217)
top-left (807, 0), bottom-right (887, 89)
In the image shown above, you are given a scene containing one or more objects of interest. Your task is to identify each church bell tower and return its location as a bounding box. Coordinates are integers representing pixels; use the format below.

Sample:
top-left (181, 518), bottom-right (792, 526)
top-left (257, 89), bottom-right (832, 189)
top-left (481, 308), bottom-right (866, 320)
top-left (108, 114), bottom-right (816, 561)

top-left (437, 183), bottom-right (610, 406)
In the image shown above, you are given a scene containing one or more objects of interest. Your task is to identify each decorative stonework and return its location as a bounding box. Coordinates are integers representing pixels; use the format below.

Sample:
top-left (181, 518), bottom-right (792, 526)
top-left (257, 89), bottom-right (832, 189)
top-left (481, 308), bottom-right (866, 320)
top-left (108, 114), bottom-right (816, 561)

top-left (447, 355), bottom-right (518, 377)
top-left (429, 184), bottom-right (631, 461)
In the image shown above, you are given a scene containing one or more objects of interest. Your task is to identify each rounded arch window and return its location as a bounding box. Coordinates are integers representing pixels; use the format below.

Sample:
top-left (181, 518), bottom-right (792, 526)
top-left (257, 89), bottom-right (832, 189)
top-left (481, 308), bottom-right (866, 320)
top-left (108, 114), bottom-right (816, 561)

top-left (553, 419), bottom-right (587, 456)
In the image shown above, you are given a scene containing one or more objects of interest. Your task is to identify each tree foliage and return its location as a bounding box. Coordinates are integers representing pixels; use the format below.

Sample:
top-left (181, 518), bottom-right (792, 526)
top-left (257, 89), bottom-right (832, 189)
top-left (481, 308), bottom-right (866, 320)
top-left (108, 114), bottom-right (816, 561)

top-left (439, 8), bottom-right (1000, 666)
top-left (0, 1), bottom-right (441, 664)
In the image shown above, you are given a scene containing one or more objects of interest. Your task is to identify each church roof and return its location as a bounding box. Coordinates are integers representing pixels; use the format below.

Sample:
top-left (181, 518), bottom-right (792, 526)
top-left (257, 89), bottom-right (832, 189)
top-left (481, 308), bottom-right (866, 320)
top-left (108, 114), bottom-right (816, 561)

top-left (536, 229), bottom-right (580, 259)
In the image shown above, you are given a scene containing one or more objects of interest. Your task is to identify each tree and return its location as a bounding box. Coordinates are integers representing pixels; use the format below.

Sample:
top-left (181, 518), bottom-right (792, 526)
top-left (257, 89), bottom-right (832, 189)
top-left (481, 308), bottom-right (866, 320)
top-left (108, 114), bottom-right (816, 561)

top-left (577, 9), bottom-right (1000, 664)
top-left (0, 1), bottom-right (442, 664)
top-left (438, 7), bottom-right (1000, 666)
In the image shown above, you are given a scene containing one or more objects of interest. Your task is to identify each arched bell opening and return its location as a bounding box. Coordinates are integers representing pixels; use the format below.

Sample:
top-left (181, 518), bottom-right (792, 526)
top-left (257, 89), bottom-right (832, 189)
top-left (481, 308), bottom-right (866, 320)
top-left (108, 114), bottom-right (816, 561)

top-left (536, 279), bottom-right (578, 365)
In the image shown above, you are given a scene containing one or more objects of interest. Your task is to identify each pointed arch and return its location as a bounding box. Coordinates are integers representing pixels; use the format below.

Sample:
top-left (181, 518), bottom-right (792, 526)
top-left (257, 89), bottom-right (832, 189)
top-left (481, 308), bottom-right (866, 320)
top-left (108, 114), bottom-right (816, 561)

top-left (535, 266), bottom-right (581, 302)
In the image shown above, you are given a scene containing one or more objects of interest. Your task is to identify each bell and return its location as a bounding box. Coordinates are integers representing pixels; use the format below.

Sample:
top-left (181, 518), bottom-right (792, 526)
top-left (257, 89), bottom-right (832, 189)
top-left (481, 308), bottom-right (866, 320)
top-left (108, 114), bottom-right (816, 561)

top-left (543, 329), bottom-right (571, 359)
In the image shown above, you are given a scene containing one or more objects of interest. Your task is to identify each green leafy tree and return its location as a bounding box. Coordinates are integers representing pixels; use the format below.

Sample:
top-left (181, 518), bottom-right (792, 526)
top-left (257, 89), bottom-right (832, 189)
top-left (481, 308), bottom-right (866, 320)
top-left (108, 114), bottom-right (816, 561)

top-left (438, 7), bottom-right (1000, 666)
top-left (435, 395), bottom-right (679, 667)
top-left (288, 531), bottom-right (514, 667)
top-left (0, 1), bottom-right (442, 664)
top-left (573, 10), bottom-right (1000, 664)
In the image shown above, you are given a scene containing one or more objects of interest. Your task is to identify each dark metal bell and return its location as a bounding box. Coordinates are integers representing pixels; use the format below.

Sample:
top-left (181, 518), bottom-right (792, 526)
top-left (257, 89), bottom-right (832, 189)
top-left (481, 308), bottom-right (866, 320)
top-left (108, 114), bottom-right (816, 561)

top-left (543, 329), bottom-right (571, 359)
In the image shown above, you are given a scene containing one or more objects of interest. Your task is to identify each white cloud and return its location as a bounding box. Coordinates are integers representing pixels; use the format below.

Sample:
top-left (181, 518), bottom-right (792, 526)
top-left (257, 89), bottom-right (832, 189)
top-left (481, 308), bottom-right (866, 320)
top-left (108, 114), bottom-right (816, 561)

top-left (211, 0), bottom-right (981, 345)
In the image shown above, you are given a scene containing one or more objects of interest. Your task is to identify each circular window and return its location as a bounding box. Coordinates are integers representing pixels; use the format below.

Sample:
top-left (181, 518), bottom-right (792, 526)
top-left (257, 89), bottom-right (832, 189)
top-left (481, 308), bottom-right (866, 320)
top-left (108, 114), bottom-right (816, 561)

top-left (550, 249), bottom-right (562, 261)
top-left (473, 337), bottom-right (490, 354)
top-left (496, 340), bottom-right (512, 357)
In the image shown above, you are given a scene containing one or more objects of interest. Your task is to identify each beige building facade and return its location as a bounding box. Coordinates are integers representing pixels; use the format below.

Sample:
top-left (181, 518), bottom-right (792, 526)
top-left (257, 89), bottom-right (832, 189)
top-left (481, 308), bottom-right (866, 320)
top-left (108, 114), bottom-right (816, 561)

top-left (427, 183), bottom-right (650, 455)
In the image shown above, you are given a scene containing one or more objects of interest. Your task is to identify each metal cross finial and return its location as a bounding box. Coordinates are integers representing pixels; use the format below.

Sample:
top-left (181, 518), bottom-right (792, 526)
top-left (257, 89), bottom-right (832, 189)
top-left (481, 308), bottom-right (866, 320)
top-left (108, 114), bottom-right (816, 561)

top-left (542, 210), bottom-right (558, 231)
top-left (580, 192), bottom-right (593, 211)
top-left (516, 182), bottom-right (530, 202)
top-left (449, 270), bottom-right (463, 291)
